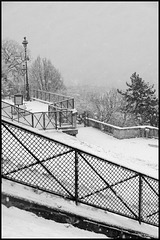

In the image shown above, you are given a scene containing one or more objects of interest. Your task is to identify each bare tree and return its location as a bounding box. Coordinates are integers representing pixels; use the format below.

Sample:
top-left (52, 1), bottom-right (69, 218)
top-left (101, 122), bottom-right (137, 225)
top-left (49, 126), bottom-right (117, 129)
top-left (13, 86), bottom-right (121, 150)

top-left (2, 38), bottom-right (31, 94)
top-left (2, 39), bottom-right (23, 75)
top-left (29, 56), bottom-right (66, 92)
top-left (89, 88), bottom-right (122, 123)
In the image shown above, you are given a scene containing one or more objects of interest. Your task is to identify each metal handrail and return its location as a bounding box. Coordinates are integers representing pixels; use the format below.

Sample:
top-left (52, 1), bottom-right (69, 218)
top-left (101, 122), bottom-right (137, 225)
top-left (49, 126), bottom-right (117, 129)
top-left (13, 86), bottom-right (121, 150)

top-left (31, 89), bottom-right (75, 109)
top-left (30, 89), bottom-right (73, 100)
top-left (2, 101), bottom-right (74, 130)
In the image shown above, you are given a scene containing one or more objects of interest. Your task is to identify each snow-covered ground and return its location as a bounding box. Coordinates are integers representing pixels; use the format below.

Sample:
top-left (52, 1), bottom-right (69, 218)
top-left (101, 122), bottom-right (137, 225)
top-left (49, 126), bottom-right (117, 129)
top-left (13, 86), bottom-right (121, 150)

top-left (76, 126), bottom-right (158, 178)
top-left (2, 99), bottom-right (159, 238)
top-left (2, 98), bottom-right (49, 112)
top-left (2, 204), bottom-right (107, 239)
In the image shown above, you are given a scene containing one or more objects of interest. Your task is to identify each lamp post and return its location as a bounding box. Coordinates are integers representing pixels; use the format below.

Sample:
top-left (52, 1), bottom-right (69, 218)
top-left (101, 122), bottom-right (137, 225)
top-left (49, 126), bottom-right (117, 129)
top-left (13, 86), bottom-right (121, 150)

top-left (22, 37), bottom-right (30, 101)
top-left (22, 63), bottom-right (26, 99)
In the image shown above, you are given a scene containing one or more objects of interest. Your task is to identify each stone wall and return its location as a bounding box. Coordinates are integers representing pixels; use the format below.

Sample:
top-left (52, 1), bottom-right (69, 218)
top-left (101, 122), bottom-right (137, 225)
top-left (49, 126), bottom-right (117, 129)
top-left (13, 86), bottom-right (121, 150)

top-left (85, 118), bottom-right (158, 139)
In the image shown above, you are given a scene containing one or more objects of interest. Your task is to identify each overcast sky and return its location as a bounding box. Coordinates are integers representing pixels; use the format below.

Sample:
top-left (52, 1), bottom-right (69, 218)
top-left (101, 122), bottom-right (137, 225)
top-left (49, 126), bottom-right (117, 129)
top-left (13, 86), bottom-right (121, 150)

top-left (2, 1), bottom-right (158, 90)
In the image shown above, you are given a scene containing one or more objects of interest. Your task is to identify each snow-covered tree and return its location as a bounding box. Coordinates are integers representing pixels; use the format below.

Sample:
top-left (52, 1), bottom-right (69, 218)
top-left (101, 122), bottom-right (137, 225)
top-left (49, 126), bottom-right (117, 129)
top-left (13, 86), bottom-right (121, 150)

top-left (29, 56), bottom-right (66, 93)
top-left (89, 88), bottom-right (123, 123)
top-left (117, 72), bottom-right (158, 127)
top-left (2, 38), bottom-right (31, 95)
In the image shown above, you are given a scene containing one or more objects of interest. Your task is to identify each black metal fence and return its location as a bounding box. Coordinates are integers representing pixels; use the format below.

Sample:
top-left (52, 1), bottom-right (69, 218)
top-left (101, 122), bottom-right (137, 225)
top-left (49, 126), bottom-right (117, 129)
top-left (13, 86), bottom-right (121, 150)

top-left (2, 101), bottom-right (74, 130)
top-left (31, 89), bottom-right (74, 109)
top-left (48, 104), bottom-right (74, 127)
top-left (53, 99), bottom-right (74, 109)
top-left (2, 119), bottom-right (159, 227)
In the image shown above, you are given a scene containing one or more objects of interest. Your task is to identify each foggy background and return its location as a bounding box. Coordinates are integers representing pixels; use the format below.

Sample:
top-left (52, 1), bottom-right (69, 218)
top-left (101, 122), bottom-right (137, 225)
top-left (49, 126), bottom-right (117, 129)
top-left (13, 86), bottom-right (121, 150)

top-left (2, 1), bottom-right (158, 91)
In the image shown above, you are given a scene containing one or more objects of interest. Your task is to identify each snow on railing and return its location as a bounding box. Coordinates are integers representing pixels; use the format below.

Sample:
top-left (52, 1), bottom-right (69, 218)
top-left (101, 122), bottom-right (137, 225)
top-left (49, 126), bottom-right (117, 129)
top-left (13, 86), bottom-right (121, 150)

top-left (30, 89), bottom-right (76, 128)
top-left (1, 100), bottom-right (75, 130)
top-left (30, 89), bottom-right (74, 109)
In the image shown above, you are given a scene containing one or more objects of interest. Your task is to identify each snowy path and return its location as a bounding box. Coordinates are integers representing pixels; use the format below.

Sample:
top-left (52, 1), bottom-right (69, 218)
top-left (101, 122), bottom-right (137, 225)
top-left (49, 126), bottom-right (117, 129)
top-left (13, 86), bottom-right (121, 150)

top-left (2, 204), bottom-right (107, 238)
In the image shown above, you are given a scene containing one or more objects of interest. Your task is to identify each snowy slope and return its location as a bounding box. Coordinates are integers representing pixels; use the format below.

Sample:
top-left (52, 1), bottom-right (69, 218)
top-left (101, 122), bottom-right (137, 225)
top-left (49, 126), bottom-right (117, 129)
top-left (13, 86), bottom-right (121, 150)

top-left (76, 126), bottom-right (158, 178)
top-left (2, 204), bottom-right (107, 238)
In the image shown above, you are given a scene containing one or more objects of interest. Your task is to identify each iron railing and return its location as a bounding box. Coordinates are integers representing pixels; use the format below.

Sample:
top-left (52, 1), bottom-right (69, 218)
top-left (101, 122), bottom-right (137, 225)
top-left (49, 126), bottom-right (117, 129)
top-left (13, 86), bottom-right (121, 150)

top-left (1, 101), bottom-right (74, 130)
top-left (52, 98), bottom-right (74, 109)
top-left (30, 89), bottom-right (74, 109)
top-left (2, 119), bottom-right (159, 227)
top-left (48, 104), bottom-right (74, 127)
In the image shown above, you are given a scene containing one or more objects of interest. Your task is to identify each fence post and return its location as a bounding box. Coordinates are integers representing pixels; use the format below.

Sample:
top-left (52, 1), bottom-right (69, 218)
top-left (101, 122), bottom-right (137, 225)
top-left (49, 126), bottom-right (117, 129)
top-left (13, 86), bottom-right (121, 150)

top-left (84, 115), bottom-right (88, 127)
top-left (75, 150), bottom-right (79, 205)
top-left (31, 113), bottom-right (34, 128)
top-left (48, 105), bottom-right (50, 118)
top-left (72, 110), bottom-right (77, 128)
top-left (11, 106), bottom-right (13, 120)
top-left (43, 112), bottom-right (46, 130)
top-left (84, 112), bottom-right (88, 127)
top-left (17, 106), bottom-right (19, 122)
top-left (138, 174), bottom-right (142, 224)
top-left (59, 111), bottom-right (62, 127)
top-left (55, 111), bottom-right (57, 129)
top-left (84, 117), bottom-right (86, 127)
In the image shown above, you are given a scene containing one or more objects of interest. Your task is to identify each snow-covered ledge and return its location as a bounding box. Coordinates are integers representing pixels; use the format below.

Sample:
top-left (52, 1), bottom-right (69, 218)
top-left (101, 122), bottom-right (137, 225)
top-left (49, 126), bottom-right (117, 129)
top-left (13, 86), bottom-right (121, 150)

top-left (85, 117), bottom-right (159, 139)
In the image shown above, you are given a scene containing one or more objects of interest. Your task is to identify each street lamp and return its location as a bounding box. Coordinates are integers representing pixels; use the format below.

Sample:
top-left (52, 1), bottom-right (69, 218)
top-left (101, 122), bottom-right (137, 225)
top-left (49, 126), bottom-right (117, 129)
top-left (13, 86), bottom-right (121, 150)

top-left (22, 63), bottom-right (26, 98)
top-left (22, 37), bottom-right (30, 101)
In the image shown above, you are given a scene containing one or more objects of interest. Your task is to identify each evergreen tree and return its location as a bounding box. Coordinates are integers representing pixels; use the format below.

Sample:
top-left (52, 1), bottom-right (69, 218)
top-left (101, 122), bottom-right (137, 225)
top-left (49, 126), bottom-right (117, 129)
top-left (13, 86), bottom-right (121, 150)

top-left (117, 72), bottom-right (158, 127)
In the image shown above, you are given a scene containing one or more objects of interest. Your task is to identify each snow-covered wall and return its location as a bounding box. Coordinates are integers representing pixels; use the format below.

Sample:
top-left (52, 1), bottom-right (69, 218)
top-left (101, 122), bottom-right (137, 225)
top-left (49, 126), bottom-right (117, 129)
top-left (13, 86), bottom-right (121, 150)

top-left (85, 118), bottom-right (159, 139)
